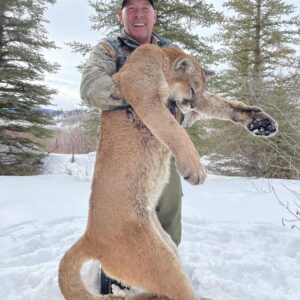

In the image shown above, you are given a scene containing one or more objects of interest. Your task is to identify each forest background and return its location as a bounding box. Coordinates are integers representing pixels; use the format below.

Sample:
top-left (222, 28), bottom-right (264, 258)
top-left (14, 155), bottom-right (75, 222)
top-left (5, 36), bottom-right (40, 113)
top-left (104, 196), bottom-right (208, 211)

top-left (1, 0), bottom-right (300, 179)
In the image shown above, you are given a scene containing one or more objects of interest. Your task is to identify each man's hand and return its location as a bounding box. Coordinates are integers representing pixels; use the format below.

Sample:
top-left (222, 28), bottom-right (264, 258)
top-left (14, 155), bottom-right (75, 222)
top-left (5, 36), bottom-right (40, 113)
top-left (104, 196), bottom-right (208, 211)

top-left (111, 84), bottom-right (122, 100)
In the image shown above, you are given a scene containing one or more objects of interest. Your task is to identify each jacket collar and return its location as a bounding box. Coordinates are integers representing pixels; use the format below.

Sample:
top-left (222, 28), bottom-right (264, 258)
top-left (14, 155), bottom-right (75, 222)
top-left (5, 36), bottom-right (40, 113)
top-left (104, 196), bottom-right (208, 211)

top-left (117, 31), bottom-right (164, 49)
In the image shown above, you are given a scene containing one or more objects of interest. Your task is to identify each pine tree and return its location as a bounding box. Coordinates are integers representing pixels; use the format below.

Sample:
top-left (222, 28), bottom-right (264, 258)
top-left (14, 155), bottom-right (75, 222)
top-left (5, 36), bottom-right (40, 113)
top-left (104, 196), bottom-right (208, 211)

top-left (0, 0), bottom-right (59, 175)
top-left (205, 0), bottom-right (300, 178)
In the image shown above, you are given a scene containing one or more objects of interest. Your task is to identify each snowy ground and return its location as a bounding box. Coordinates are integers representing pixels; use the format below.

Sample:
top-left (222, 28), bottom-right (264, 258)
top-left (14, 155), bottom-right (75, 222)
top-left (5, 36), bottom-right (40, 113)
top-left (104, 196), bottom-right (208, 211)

top-left (0, 153), bottom-right (300, 300)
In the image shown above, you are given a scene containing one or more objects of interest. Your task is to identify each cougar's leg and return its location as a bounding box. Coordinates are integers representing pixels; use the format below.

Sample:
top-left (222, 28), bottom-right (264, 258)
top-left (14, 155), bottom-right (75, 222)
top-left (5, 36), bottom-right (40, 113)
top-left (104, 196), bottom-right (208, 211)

top-left (99, 218), bottom-right (199, 300)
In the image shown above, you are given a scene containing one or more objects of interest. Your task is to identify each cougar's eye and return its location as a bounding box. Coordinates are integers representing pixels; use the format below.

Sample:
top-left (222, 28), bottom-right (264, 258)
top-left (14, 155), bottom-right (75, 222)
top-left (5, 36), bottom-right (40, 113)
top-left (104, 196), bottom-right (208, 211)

top-left (191, 87), bottom-right (195, 96)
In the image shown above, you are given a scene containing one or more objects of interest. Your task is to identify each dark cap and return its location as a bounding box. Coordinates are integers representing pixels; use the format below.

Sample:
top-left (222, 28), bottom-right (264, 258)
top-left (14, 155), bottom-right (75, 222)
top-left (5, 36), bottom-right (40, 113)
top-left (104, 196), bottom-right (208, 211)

top-left (121, 0), bottom-right (155, 9)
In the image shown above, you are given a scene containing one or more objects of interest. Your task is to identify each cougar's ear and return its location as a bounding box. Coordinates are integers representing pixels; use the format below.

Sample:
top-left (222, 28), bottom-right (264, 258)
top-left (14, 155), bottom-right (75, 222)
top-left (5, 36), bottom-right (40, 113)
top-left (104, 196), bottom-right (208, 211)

top-left (174, 58), bottom-right (195, 73)
top-left (202, 68), bottom-right (216, 79)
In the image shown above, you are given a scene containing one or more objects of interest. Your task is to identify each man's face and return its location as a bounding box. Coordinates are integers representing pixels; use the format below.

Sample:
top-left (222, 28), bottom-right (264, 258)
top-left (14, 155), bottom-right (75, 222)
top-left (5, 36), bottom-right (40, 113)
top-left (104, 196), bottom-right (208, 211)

top-left (118, 0), bottom-right (157, 44)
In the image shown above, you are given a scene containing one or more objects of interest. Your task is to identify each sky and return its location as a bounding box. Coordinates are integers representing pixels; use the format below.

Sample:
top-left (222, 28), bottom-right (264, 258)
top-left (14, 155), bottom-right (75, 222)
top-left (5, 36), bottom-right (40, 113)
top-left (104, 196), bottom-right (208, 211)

top-left (43, 0), bottom-right (300, 110)
top-left (44, 0), bottom-right (99, 110)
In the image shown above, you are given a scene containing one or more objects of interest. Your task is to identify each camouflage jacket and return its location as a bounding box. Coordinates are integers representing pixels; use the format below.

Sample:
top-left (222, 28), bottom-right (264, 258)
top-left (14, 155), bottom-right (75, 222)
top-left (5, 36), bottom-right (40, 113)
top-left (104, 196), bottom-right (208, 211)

top-left (80, 31), bottom-right (179, 111)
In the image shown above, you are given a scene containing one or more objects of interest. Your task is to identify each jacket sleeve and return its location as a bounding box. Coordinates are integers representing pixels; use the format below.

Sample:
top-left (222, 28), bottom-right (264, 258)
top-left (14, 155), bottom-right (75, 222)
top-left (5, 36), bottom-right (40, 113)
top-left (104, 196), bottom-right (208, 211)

top-left (80, 40), bottom-right (127, 111)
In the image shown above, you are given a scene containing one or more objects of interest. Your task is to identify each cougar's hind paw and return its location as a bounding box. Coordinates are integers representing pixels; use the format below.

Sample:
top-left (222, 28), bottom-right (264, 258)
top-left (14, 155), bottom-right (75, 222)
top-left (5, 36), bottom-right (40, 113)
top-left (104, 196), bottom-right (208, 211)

top-left (248, 118), bottom-right (278, 137)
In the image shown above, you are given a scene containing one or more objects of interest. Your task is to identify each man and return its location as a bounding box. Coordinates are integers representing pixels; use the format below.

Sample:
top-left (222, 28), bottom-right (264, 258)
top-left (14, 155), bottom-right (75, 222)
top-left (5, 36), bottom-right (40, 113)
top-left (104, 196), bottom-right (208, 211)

top-left (80, 0), bottom-right (183, 295)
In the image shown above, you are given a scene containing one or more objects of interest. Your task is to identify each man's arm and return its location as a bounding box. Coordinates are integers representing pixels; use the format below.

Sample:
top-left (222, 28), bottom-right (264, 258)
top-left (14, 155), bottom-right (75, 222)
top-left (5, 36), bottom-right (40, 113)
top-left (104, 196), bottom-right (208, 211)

top-left (80, 40), bottom-right (127, 111)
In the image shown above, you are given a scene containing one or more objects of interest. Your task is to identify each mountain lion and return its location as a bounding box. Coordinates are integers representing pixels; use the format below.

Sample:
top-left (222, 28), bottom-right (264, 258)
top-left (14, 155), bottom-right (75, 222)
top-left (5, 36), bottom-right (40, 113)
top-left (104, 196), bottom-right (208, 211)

top-left (58, 44), bottom-right (277, 300)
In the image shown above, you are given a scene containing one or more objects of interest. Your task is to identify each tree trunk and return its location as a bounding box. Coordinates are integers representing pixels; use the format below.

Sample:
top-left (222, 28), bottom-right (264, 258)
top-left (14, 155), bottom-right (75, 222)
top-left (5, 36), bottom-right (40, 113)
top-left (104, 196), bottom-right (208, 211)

top-left (0, 0), bottom-right (7, 64)
top-left (253, 0), bottom-right (263, 103)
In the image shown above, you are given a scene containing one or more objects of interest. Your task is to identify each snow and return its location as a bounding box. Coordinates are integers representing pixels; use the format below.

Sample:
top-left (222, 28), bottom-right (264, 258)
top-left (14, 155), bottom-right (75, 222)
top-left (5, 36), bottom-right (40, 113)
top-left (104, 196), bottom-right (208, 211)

top-left (0, 153), bottom-right (300, 300)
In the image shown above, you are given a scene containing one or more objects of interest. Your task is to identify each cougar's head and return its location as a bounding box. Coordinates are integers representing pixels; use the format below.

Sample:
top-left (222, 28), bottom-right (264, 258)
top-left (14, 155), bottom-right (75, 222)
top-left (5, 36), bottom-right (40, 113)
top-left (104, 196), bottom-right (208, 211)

top-left (168, 52), bottom-right (214, 114)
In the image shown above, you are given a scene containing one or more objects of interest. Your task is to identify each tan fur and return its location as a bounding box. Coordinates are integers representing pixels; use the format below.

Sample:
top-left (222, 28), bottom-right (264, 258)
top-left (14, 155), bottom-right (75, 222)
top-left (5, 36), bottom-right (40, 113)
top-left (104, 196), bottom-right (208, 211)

top-left (58, 44), bottom-right (277, 300)
top-left (181, 91), bottom-right (278, 133)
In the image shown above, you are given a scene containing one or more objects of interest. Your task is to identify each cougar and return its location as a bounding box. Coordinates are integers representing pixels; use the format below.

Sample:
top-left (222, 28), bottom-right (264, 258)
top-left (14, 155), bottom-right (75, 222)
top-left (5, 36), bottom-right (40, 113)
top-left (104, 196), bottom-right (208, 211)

top-left (59, 44), bottom-right (277, 300)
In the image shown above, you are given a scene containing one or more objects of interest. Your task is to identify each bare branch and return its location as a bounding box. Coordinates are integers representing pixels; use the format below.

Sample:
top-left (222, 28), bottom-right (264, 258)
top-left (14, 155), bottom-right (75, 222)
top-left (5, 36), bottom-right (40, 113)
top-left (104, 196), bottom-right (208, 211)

top-left (272, 185), bottom-right (300, 231)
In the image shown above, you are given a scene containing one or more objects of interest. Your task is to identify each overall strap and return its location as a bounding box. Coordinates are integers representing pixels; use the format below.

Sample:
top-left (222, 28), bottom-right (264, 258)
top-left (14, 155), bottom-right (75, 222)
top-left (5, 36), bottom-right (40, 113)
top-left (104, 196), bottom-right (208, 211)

top-left (105, 37), bottom-right (134, 71)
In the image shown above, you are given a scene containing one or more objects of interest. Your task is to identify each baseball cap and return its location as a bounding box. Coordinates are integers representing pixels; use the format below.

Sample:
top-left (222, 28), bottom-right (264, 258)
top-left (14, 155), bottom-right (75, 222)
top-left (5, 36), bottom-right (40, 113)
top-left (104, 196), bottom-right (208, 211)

top-left (121, 0), bottom-right (155, 9)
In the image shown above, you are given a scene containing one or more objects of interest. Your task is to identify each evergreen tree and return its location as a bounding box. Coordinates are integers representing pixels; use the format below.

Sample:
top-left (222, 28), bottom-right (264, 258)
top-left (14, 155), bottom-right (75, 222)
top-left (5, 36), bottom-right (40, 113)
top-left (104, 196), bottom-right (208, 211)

top-left (205, 0), bottom-right (300, 178)
top-left (0, 0), bottom-right (59, 175)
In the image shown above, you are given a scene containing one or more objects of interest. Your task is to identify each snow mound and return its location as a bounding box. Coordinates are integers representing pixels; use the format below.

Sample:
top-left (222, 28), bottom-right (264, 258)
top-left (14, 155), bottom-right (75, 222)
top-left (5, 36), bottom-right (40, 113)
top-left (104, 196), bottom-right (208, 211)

top-left (180, 216), bottom-right (300, 300)
top-left (0, 153), bottom-right (300, 299)
top-left (1, 215), bottom-right (300, 300)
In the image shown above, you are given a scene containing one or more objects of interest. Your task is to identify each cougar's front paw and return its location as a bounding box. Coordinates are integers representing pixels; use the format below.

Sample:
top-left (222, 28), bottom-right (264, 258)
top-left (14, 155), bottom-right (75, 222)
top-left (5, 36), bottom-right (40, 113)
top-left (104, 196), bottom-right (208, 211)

top-left (247, 110), bottom-right (278, 137)
top-left (176, 154), bottom-right (206, 185)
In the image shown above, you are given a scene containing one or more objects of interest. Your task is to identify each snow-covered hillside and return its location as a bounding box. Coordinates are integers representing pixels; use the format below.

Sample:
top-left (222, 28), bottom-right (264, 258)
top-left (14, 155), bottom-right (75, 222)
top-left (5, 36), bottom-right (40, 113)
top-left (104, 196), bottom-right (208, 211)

top-left (0, 153), bottom-right (299, 300)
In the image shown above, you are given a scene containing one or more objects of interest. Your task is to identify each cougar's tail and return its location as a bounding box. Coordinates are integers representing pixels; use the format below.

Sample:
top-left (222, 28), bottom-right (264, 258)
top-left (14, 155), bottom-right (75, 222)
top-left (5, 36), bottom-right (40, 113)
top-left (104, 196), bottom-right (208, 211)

top-left (58, 236), bottom-right (125, 300)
